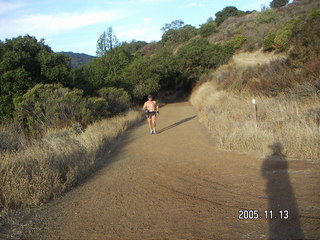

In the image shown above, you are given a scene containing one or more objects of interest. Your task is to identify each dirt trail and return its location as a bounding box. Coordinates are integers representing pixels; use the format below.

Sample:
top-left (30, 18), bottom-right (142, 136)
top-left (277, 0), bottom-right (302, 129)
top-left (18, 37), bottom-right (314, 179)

top-left (25, 102), bottom-right (320, 240)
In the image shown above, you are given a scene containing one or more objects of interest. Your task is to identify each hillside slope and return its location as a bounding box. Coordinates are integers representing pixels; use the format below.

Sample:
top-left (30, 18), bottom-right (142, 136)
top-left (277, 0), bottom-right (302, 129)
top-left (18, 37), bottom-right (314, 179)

top-left (59, 52), bottom-right (95, 68)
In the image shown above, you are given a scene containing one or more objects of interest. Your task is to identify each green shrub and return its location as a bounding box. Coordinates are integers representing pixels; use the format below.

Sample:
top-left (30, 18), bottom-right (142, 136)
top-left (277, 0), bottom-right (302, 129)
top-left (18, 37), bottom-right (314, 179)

top-left (177, 39), bottom-right (234, 83)
top-left (13, 84), bottom-right (110, 134)
top-left (274, 18), bottom-right (304, 51)
top-left (98, 87), bottom-right (131, 114)
top-left (227, 35), bottom-right (247, 49)
top-left (0, 36), bottom-right (70, 121)
top-left (270, 0), bottom-right (289, 9)
top-left (215, 6), bottom-right (247, 26)
top-left (81, 97), bottom-right (109, 123)
top-left (198, 22), bottom-right (218, 38)
top-left (121, 57), bottom-right (161, 100)
top-left (289, 9), bottom-right (320, 67)
top-left (162, 25), bottom-right (197, 45)
top-left (263, 31), bottom-right (276, 51)
top-left (255, 9), bottom-right (278, 24)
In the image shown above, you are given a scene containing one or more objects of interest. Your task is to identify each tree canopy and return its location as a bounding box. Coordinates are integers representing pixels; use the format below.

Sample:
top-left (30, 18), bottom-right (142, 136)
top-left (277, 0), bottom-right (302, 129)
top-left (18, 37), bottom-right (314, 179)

top-left (215, 6), bottom-right (247, 26)
top-left (96, 27), bottom-right (119, 57)
top-left (270, 0), bottom-right (289, 8)
top-left (0, 35), bottom-right (70, 120)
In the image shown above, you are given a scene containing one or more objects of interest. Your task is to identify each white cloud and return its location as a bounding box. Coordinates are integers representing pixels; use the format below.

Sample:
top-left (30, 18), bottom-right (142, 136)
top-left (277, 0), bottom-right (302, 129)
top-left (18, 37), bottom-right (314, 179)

top-left (117, 25), bottom-right (161, 42)
top-left (0, 0), bottom-right (25, 15)
top-left (0, 9), bottom-right (125, 38)
top-left (144, 18), bottom-right (152, 25)
top-left (136, 0), bottom-right (169, 3)
top-left (179, 2), bottom-right (203, 8)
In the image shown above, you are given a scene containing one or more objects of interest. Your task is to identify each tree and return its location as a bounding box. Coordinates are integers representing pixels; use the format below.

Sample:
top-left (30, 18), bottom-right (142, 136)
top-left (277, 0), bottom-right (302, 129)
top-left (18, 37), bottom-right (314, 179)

top-left (96, 27), bottom-right (119, 57)
top-left (79, 48), bottom-right (132, 93)
top-left (215, 6), bottom-right (246, 26)
top-left (161, 25), bottom-right (197, 44)
top-left (121, 57), bottom-right (160, 100)
top-left (270, 0), bottom-right (289, 8)
top-left (161, 20), bottom-right (185, 34)
top-left (176, 39), bottom-right (234, 87)
top-left (120, 40), bottom-right (148, 56)
top-left (0, 35), bottom-right (70, 121)
top-left (199, 22), bottom-right (217, 38)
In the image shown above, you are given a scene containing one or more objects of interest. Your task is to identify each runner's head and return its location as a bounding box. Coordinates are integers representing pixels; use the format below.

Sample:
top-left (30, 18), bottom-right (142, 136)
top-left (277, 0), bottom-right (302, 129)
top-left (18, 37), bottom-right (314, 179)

top-left (148, 95), bottom-right (153, 100)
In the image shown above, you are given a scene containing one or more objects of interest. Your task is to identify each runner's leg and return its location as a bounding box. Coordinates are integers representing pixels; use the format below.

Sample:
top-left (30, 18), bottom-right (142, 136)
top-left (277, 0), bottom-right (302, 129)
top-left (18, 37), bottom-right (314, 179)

top-left (151, 115), bottom-right (156, 133)
top-left (147, 117), bottom-right (153, 133)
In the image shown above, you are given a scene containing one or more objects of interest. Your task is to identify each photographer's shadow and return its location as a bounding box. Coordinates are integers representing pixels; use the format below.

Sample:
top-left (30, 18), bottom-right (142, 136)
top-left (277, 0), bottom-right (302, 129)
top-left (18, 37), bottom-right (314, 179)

top-left (261, 143), bottom-right (304, 240)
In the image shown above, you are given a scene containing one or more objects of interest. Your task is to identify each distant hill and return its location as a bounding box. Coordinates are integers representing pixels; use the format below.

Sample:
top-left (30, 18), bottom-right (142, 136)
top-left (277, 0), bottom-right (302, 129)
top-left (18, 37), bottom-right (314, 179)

top-left (58, 52), bottom-right (95, 68)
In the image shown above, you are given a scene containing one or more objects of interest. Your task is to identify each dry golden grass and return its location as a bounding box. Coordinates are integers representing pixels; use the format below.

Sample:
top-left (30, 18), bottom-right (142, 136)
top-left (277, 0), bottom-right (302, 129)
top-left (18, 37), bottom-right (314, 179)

top-left (190, 79), bottom-right (320, 161)
top-left (0, 110), bottom-right (143, 210)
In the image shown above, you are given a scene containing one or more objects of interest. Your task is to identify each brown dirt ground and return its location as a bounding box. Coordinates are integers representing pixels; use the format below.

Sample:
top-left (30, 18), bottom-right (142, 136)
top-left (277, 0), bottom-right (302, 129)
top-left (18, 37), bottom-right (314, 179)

top-left (21, 101), bottom-right (320, 240)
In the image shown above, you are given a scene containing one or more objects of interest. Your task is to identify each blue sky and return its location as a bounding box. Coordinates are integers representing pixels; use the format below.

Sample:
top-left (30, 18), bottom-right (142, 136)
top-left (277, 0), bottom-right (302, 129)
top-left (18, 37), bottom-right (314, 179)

top-left (1, 0), bottom-right (278, 55)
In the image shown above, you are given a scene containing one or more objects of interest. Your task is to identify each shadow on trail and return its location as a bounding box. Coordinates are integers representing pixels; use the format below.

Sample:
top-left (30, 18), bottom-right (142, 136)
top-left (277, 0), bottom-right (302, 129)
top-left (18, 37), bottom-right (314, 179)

top-left (261, 142), bottom-right (304, 240)
top-left (157, 115), bottom-right (196, 134)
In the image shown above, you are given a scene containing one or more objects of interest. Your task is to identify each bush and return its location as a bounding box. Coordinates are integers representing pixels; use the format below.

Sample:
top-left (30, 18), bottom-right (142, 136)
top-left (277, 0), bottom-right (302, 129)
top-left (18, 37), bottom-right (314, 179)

top-left (98, 87), bottom-right (131, 114)
top-left (255, 9), bottom-right (278, 24)
top-left (162, 25), bottom-right (197, 45)
top-left (0, 36), bottom-right (71, 120)
top-left (13, 84), bottom-right (109, 134)
top-left (198, 22), bottom-right (218, 38)
top-left (121, 57), bottom-right (161, 100)
top-left (81, 97), bottom-right (109, 123)
top-left (289, 9), bottom-right (320, 67)
top-left (263, 31), bottom-right (276, 51)
top-left (270, 0), bottom-right (289, 8)
top-left (227, 34), bottom-right (247, 49)
top-left (215, 6), bottom-right (247, 26)
top-left (273, 18), bottom-right (304, 51)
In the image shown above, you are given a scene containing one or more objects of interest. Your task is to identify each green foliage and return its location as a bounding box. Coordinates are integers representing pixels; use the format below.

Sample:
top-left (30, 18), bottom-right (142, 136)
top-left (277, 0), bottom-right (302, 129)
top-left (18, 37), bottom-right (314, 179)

top-left (288, 8), bottom-right (320, 67)
top-left (161, 25), bottom-right (197, 45)
top-left (149, 49), bottom-right (181, 90)
top-left (161, 20), bottom-right (185, 34)
top-left (96, 27), bottom-right (119, 57)
top-left (270, 0), bottom-right (289, 9)
top-left (121, 57), bottom-right (161, 100)
top-left (198, 22), bottom-right (218, 38)
top-left (227, 35), bottom-right (247, 49)
top-left (0, 35), bottom-right (70, 121)
top-left (119, 40), bottom-right (148, 56)
top-left (78, 48), bottom-right (132, 92)
top-left (274, 18), bottom-right (304, 51)
top-left (263, 31), bottom-right (276, 51)
top-left (177, 39), bottom-right (234, 86)
top-left (255, 9), bottom-right (278, 24)
top-left (81, 97), bottom-right (109, 123)
top-left (13, 84), bottom-right (109, 134)
top-left (98, 87), bottom-right (131, 114)
top-left (215, 6), bottom-right (246, 26)
top-left (38, 52), bottom-right (70, 85)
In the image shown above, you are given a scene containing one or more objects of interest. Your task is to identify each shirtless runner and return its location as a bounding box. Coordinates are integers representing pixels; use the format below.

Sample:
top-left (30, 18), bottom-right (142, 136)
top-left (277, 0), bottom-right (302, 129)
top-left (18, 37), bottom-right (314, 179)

top-left (142, 95), bottom-right (159, 134)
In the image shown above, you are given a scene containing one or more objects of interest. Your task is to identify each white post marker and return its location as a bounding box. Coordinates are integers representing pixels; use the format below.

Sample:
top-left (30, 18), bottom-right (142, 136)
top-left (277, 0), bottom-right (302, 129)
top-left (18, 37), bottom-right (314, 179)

top-left (252, 98), bottom-right (258, 128)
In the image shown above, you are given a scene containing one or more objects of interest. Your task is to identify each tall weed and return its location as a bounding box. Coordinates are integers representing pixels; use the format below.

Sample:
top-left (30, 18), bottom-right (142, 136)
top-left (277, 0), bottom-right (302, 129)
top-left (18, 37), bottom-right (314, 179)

top-left (190, 81), bottom-right (320, 161)
top-left (0, 110), bottom-right (143, 210)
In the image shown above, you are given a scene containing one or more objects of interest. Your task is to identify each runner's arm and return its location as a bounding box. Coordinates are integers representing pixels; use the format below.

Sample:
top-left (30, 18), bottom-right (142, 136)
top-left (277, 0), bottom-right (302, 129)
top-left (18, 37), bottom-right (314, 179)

top-left (142, 102), bottom-right (147, 111)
